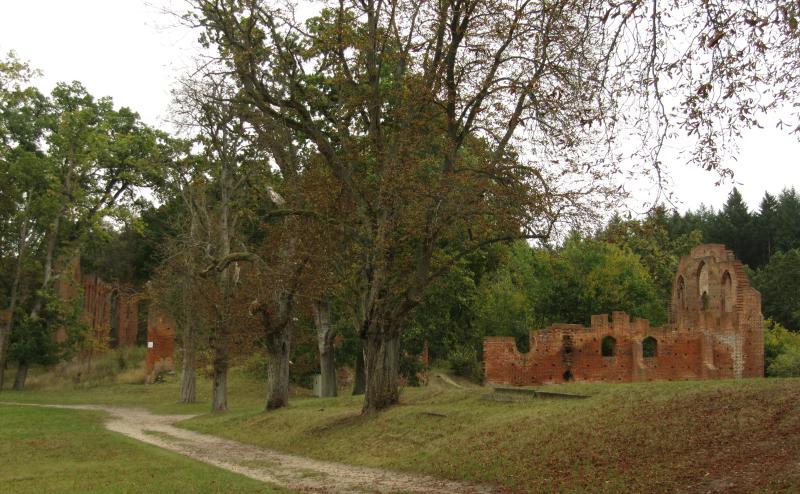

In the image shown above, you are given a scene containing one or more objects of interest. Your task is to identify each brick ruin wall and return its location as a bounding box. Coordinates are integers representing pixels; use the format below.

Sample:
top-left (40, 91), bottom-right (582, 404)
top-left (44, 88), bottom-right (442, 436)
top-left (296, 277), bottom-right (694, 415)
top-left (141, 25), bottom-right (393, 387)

top-left (145, 307), bottom-right (175, 381)
top-left (484, 244), bottom-right (764, 386)
top-left (54, 258), bottom-right (179, 375)
top-left (55, 257), bottom-right (141, 349)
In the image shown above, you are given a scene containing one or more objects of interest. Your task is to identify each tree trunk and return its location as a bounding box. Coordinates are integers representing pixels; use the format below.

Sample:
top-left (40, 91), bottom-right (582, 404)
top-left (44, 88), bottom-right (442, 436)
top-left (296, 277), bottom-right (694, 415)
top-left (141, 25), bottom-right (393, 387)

top-left (265, 325), bottom-right (291, 410)
top-left (211, 348), bottom-right (228, 412)
top-left (353, 342), bottom-right (366, 395)
top-left (12, 360), bottom-right (28, 391)
top-left (15, 216), bottom-right (60, 391)
top-left (210, 160), bottom-right (234, 412)
top-left (1, 206), bottom-right (30, 391)
top-left (361, 328), bottom-right (401, 414)
top-left (320, 343), bottom-right (337, 398)
top-left (0, 247), bottom-right (23, 391)
top-left (312, 298), bottom-right (337, 397)
top-left (180, 330), bottom-right (197, 404)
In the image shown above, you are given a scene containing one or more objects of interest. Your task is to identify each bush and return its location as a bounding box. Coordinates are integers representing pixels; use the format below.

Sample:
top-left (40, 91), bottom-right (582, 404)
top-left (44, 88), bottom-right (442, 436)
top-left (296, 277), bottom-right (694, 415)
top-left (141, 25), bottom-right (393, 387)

top-left (25, 346), bottom-right (147, 389)
top-left (448, 346), bottom-right (482, 381)
top-left (768, 351), bottom-right (800, 377)
top-left (115, 365), bottom-right (146, 385)
top-left (400, 351), bottom-right (424, 387)
top-left (241, 350), bottom-right (270, 380)
top-left (764, 319), bottom-right (800, 377)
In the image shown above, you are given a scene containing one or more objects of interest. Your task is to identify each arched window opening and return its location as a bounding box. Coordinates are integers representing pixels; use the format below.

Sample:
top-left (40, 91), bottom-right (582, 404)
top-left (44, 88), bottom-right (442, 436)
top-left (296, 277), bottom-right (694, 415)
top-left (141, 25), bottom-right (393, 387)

top-left (677, 276), bottom-right (686, 309)
top-left (697, 261), bottom-right (709, 310)
top-left (601, 336), bottom-right (617, 357)
top-left (643, 337), bottom-right (657, 358)
top-left (563, 370), bottom-right (573, 381)
top-left (721, 271), bottom-right (733, 313)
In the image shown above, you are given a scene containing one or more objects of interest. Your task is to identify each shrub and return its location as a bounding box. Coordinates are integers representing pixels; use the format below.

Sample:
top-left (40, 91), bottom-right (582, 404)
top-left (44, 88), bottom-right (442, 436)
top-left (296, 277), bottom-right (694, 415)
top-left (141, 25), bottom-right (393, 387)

top-left (768, 351), bottom-right (800, 377)
top-left (241, 350), bottom-right (270, 380)
top-left (26, 346), bottom-right (147, 389)
top-left (448, 346), bottom-right (483, 381)
top-left (764, 319), bottom-right (800, 377)
top-left (115, 365), bottom-right (146, 385)
top-left (400, 351), bottom-right (424, 387)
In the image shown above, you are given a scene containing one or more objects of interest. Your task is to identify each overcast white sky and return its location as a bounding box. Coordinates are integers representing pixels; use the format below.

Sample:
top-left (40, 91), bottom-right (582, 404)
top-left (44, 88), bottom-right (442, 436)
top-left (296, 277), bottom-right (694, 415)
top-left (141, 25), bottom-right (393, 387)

top-left (1, 0), bottom-right (798, 214)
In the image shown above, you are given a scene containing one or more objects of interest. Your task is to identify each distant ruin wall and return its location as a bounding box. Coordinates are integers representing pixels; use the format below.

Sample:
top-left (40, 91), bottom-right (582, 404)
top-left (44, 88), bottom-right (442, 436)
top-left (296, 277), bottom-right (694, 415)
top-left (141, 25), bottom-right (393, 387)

top-left (55, 257), bottom-right (140, 348)
top-left (145, 307), bottom-right (175, 381)
top-left (484, 244), bottom-right (764, 386)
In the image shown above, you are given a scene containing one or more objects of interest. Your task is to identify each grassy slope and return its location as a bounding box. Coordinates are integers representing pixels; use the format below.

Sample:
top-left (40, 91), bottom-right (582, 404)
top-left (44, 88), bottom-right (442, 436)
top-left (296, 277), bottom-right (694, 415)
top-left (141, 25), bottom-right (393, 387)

top-left (181, 378), bottom-right (800, 493)
top-left (0, 404), bottom-right (291, 493)
top-left (3, 372), bottom-right (800, 492)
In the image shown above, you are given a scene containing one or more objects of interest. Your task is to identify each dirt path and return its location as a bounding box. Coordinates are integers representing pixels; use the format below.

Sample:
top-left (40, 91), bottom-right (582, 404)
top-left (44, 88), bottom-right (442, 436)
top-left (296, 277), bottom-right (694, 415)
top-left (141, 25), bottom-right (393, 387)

top-left (5, 403), bottom-right (493, 494)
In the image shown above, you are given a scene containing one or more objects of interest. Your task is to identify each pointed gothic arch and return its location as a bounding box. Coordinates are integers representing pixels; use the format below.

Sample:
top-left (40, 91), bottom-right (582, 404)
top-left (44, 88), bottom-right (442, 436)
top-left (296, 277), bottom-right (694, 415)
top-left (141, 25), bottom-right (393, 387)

top-left (721, 271), bottom-right (733, 313)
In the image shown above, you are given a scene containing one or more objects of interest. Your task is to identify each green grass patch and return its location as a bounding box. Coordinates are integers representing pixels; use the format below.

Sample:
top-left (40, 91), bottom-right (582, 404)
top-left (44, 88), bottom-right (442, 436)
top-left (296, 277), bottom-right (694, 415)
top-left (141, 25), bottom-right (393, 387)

top-left (0, 404), bottom-right (292, 493)
top-left (0, 367), bottom-right (279, 415)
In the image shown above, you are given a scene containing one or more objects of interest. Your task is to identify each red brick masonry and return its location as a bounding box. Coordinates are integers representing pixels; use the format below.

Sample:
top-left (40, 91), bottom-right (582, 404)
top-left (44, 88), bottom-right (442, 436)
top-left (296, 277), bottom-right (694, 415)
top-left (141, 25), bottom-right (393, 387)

top-left (484, 244), bottom-right (764, 385)
top-left (145, 308), bottom-right (175, 380)
top-left (55, 257), bottom-right (140, 348)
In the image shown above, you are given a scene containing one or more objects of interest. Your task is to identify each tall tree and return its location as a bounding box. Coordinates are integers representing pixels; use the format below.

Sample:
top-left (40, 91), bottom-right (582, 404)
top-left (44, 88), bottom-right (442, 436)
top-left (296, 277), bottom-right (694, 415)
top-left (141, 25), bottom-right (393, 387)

top-left (5, 78), bottom-right (168, 389)
top-left (753, 192), bottom-right (780, 267)
top-left (170, 75), bottom-right (268, 412)
top-left (598, 207), bottom-right (703, 302)
top-left (193, 0), bottom-right (626, 413)
top-left (754, 249), bottom-right (800, 331)
top-left (707, 188), bottom-right (756, 265)
top-left (190, 0), bottom-right (800, 412)
top-left (0, 53), bottom-right (48, 389)
top-left (775, 188), bottom-right (800, 253)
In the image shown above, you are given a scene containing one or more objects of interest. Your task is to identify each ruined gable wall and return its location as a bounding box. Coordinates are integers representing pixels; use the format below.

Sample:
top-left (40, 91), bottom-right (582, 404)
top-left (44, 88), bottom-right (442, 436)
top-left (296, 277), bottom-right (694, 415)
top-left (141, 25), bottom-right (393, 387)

top-left (671, 244), bottom-right (763, 378)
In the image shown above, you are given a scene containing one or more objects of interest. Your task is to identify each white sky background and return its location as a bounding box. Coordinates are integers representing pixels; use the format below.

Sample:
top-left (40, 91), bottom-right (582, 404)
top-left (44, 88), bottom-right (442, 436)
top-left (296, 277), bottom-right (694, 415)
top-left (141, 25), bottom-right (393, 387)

top-left (1, 0), bottom-right (799, 215)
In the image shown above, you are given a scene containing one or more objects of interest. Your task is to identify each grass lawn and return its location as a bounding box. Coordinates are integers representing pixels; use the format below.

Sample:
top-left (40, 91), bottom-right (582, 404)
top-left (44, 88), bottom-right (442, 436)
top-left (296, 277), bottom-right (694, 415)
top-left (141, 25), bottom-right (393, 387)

top-left (3, 369), bottom-right (800, 492)
top-left (0, 404), bottom-right (293, 493)
top-left (0, 366), bottom-right (276, 415)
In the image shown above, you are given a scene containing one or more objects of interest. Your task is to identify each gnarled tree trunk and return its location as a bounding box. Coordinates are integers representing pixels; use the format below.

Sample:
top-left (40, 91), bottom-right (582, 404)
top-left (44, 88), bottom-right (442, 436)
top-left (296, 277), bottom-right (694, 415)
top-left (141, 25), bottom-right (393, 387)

top-left (312, 298), bottom-right (336, 397)
top-left (352, 346), bottom-right (366, 395)
top-left (265, 325), bottom-right (291, 410)
top-left (211, 342), bottom-right (228, 412)
top-left (361, 325), bottom-right (400, 414)
top-left (210, 158), bottom-right (235, 413)
top-left (179, 319), bottom-right (197, 404)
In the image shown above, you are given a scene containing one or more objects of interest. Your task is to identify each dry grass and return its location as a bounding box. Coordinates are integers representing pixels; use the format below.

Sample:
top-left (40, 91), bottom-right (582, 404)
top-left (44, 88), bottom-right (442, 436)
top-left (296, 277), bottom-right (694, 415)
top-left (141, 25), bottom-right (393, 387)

top-left (24, 347), bottom-right (147, 389)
